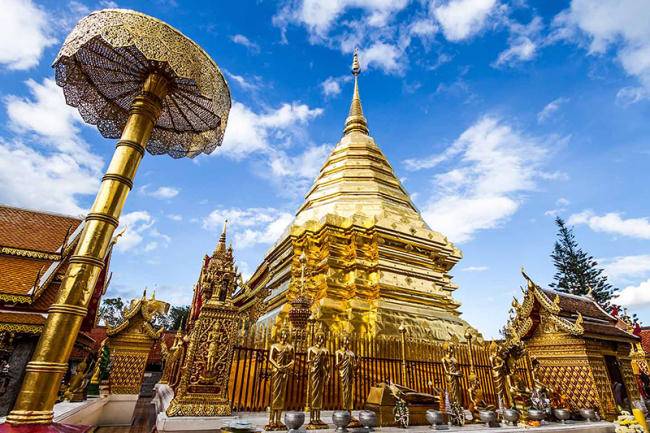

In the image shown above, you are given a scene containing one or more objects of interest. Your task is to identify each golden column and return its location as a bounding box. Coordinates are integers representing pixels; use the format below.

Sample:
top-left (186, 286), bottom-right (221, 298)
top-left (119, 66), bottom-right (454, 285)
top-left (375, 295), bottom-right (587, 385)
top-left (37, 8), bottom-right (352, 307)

top-left (5, 9), bottom-right (230, 426)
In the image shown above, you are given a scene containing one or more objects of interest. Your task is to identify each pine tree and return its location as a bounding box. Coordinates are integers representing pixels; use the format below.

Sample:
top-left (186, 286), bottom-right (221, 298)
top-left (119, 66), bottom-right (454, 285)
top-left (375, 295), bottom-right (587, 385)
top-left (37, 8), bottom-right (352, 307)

top-left (550, 217), bottom-right (618, 308)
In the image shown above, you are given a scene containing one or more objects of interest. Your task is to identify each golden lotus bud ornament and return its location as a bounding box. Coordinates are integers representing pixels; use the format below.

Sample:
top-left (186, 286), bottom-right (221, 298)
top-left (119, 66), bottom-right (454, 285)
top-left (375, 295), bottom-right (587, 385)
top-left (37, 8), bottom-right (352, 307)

top-left (5, 9), bottom-right (230, 427)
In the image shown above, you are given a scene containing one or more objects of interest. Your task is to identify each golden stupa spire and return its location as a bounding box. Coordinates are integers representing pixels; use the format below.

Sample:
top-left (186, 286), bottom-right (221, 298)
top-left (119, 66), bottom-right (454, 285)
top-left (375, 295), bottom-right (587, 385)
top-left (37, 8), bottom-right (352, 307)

top-left (215, 219), bottom-right (228, 253)
top-left (343, 48), bottom-right (369, 136)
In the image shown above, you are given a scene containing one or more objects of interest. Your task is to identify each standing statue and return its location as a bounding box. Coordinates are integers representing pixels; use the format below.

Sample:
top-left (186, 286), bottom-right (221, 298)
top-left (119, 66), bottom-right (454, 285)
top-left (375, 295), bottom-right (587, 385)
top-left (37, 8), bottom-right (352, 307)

top-left (266, 327), bottom-right (295, 431)
top-left (205, 323), bottom-right (221, 373)
top-left (336, 335), bottom-right (358, 412)
top-left (306, 330), bottom-right (330, 429)
top-left (442, 342), bottom-right (462, 406)
top-left (488, 341), bottom-right (507, 408)
top-left (160, 326), bottom-right (186, 388)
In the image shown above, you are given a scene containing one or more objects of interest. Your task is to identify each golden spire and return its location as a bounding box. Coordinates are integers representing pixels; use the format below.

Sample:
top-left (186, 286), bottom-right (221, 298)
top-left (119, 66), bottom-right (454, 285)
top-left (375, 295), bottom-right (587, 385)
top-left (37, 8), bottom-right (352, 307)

top-left (215, 219), bottom-right (228, 254)
top-left (343, 48), bottom-right (369, 136)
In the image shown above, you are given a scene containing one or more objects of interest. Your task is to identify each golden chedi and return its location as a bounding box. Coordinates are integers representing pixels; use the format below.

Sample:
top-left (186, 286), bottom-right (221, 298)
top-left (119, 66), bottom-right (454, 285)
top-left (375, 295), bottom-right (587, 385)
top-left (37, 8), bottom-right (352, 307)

top-left (246, 50), bottom-right (478, 341)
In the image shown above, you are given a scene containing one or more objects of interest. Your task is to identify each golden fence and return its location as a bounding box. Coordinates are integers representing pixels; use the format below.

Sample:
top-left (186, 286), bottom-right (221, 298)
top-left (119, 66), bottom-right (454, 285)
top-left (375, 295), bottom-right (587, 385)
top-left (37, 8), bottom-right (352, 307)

top-left (227, 328), bottom-right (533, 412)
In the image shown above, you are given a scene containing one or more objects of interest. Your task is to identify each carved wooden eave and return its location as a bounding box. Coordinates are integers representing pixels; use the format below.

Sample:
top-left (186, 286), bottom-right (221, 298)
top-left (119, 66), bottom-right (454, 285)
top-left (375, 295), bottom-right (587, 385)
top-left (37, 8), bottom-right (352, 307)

top-left (509, 269), bottom-right (584, 340)
top-left (106, 296), bottom-right (168, 339)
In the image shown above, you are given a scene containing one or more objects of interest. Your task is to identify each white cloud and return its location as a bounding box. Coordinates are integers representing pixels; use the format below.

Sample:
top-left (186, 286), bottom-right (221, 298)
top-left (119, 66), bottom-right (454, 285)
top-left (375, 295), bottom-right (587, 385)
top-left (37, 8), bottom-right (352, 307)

top-left (407, 116), bottom-right (559, 243)
top-left (141, 185), bottom-right (180, 199)
top-left (493, 16), bottom-right (543, 68)
top-left (321, 75), bottom-right (352, 97)
top-left (537, 97), bottom-right (570, 123)
top-left (552, 0), bottom-right (650, 103)
top-left (409, 19), bottom-right (438, 38)
top-left (231, 34), bottom-right (260, 53)
top-left (203, 207), bottom-right (293, 248)
top-left (274, 0), bottom-right (409, 38)
top-left (0, 141), bottom-right (99, 216)
top-left (615, 279), bottom-right (650, 307)
top-left (269, 144), bottom-right (330, 180)
top-left (602, 255), bottom-right (650, 282)
top-left (224, 70), bottom-right (260, 92)
top-left (116, 211), bottom-right (154, 252)
top-left (322, 77), bottom-right (342, 96)
top-left (167, 214), bottom-right (183, 221)
top-left (220, 101), bottom-right (323, 161)
top-left (616, 86), bottom-right (649, 107)
top-left (360, 42), bottom-right (404, 74)
top-left (568, 210), bottom-right (650, 240)
top-left (5, 78), bottom-right (102, 170)
top-left (0, 0), bottom-right (56, 70)
top-left (433, 0), bottom-right (498, 42)
top-left (494, 37), bottom-right (535, 66)
top-left (0, 78), bottom-right (103, 215)
top-left (545, 196), bottom-right (572, 216)
top-left (116, 211), bottom-right (170, 253)
top-left (461, 265), bottom-right (489, 272)
top-left (216, 100), bottom-right (325, 195)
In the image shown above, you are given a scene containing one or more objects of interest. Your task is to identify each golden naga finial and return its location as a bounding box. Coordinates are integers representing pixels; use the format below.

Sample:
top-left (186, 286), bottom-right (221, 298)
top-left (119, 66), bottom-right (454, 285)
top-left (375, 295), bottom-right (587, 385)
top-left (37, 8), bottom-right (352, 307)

top-left (343, 47), bottom-right (369, 136)
top-left (520, 266), bottom-right (536, 290)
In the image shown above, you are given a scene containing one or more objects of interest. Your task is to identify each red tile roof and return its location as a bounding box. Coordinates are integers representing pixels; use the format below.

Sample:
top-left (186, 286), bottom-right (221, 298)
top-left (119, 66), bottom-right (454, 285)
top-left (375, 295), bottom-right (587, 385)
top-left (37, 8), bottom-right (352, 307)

top-left (0, 205), bottom-right (81, 253)
top-left (640, 328), bottom-right (650, 353)
top-left (542, 289), bottom-right (637, 341)
top-left (0, 255), bottom-right (50, 295)
top-left (0, 311), bottom-right (46, 326)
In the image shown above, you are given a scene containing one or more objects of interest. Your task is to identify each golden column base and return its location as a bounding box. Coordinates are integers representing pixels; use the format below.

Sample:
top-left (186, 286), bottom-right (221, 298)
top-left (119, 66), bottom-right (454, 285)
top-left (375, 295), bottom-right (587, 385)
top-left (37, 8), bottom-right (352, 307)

top-left (5, 74), bottom-right (169, 425)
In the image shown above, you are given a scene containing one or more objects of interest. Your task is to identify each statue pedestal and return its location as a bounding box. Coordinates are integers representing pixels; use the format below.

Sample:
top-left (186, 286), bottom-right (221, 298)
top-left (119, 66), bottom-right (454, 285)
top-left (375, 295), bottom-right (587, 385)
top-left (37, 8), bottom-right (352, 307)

top-left (156, 412), bottom-right (237, 433)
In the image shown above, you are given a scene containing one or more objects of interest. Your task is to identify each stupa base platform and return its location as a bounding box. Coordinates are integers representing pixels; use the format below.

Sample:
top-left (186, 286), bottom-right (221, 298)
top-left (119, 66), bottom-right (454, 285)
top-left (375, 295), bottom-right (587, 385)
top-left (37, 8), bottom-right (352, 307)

top-left (222, 412), bottom-right (615, 433)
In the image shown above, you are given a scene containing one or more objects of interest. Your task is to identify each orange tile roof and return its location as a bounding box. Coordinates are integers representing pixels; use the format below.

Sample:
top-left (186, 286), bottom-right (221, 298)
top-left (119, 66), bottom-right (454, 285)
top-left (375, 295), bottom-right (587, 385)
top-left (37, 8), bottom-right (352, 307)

top-left (0, 255), bottom-right (53, 296)
top-left (0, 205), bottom-right (81, 253)
top-left (0, 311), bottom-right (46, 326)
top-left (640, 328), bottom-right (650, 353)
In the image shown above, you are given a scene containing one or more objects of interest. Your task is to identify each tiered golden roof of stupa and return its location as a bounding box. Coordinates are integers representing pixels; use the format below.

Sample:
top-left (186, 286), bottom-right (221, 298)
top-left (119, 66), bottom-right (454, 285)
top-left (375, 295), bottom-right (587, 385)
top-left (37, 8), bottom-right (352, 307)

top-left (246, 50), bottom-right (478, 341)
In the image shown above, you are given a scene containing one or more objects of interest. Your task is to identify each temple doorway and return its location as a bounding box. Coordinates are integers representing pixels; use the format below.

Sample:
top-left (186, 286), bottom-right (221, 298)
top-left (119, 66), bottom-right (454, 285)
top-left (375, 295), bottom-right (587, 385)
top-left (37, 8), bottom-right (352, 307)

top-left (604, 355), bottom-right (630, 410)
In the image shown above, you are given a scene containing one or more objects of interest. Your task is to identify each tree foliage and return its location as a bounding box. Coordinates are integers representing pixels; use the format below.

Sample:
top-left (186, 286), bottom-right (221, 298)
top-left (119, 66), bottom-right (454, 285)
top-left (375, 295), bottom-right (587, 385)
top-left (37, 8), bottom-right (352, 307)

top-left (550, 217), bottom-right (618, 309)
top-left (98, 297), bottom-right (189, 330)
top-left (98, 297), bottom-right (125, 327)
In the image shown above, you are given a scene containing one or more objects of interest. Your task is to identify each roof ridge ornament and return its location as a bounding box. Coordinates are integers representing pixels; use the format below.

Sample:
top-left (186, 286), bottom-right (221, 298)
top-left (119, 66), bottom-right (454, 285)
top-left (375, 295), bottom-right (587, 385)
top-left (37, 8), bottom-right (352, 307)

top-left (343, 48), bottom-right (369, 136)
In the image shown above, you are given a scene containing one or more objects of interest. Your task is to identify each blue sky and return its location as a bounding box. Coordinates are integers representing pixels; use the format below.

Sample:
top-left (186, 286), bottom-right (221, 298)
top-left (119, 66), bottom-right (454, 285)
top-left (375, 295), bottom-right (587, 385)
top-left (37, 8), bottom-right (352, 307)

top-left (1, 0), bottom-right (649, 338)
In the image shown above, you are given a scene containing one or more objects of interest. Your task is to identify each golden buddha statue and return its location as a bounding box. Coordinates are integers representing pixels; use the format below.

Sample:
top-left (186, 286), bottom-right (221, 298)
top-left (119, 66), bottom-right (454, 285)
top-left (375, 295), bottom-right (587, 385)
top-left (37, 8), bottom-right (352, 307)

top-left (266, 327), bottom-right (295, 431)
top-left (442, 342), bottom-right (462, 406)
top-left (306, 329), bottom-right (330, 429)
top-left (160, 325), bottom-right (186, 388)
top-left (335, 335), bottom-right (358, 413)
top-left (63, 357), bottom-right (92, 402)
top-left (488, 341), bottom-right (507, 408)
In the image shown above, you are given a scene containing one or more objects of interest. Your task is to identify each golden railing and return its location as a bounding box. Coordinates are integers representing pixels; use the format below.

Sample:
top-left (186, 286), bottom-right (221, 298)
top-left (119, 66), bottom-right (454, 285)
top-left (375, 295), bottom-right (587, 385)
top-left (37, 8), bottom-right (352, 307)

top-left (227, 329), bottom-right (533, 412)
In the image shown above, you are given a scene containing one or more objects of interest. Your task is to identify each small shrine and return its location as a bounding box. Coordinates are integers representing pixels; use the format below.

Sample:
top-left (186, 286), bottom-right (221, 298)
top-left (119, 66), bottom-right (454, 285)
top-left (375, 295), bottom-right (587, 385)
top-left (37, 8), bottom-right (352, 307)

top-left (506, 269), bottom-right (640, 419)
top-left (160, 222), bottom-right (264, 420)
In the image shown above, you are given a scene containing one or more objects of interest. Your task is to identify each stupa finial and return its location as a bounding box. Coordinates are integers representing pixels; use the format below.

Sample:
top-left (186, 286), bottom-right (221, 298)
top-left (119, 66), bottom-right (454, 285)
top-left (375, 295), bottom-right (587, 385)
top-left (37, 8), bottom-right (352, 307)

top-left (343, 48), bottom-right (369, 136)
top-left (215, 219), bottom-right (228, 253)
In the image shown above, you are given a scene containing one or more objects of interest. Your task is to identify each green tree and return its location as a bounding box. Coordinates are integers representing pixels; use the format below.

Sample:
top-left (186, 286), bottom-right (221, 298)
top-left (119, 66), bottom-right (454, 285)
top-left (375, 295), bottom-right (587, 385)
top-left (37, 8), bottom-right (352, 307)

top-left (98, 297), bottom-right (125, 327)
top-left (167, 305), bottom-right (190, 330)
top-left (550, 217), bottom-right (618, 309)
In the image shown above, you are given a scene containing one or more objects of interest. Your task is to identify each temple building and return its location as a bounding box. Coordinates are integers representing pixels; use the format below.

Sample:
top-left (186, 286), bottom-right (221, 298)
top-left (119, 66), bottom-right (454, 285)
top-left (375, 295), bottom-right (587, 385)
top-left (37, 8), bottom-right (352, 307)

top-left (507, 270), bottom-right (640, 420)
top-left (244, 52), bottom-right (478, 341)
top-left (0, 205), bottom-right (112, 415)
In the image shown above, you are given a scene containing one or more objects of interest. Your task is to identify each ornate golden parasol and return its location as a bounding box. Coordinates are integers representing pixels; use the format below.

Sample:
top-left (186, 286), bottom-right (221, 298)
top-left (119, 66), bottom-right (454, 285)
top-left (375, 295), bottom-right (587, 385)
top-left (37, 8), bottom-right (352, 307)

top-left (6, 9), bottom-right (230, 426)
